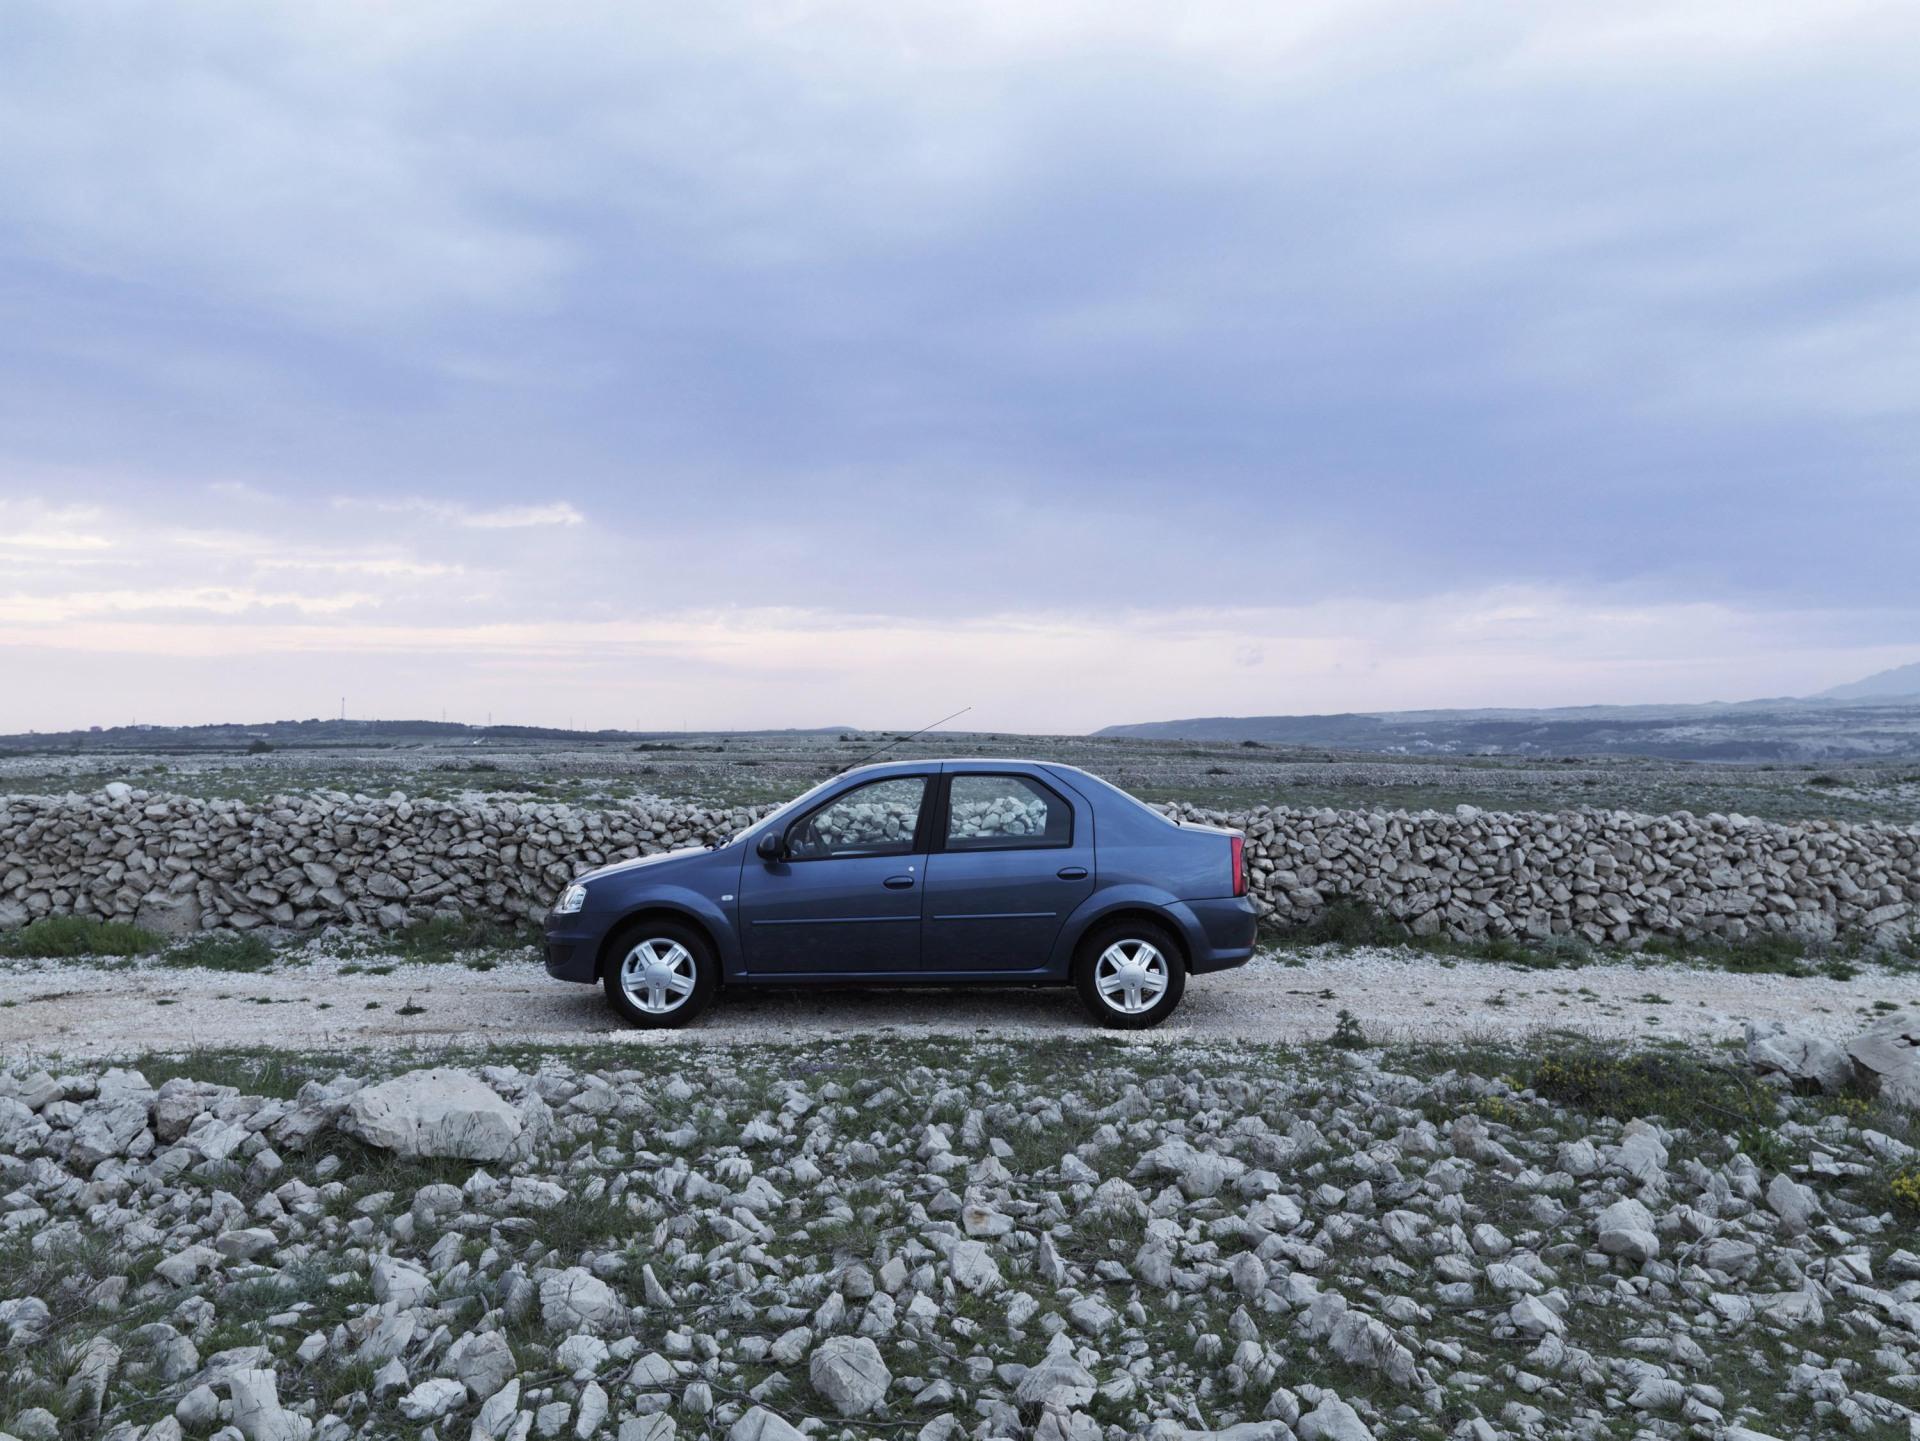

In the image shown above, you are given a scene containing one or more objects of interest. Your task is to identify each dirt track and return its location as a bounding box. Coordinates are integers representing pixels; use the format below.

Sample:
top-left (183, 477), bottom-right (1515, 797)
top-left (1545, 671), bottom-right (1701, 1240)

top-left (2, 947), bottom-right (1914, 1059)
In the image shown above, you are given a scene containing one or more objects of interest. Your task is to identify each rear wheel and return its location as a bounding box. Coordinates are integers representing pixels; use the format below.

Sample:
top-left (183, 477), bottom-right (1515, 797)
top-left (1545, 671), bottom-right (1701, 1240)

top-left (1073, 918), bottom-right (1185, 1029)
top-left (602, 919), bottom-right (718, 1029)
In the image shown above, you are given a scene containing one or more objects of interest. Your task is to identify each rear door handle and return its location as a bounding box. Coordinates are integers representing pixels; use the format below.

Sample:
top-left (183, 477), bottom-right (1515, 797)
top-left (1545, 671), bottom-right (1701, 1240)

top-left (884, 875), bottom-right (916, 890)
top-left (1056, 866), bottom-right (1088, 880)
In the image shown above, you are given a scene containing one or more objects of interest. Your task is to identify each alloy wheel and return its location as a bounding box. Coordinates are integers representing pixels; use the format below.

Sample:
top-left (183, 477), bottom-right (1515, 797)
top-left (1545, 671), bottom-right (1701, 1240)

top-left (1094, 938), bottom-right (1168, 1014)
top-left (618, 938), bottom-right (697, 1015)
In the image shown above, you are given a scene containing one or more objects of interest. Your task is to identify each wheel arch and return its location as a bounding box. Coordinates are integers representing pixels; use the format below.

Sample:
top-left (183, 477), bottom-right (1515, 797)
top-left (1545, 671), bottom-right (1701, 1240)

top-left (596, 904), bottom-right (729, 986)
top-left (1062, 901), bottom-right (1193, 973)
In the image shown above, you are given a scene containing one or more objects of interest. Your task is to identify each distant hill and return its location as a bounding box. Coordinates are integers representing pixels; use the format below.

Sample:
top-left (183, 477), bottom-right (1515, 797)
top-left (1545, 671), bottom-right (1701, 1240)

top-left (1098, 697), bottom-right (1920, 761)
top-left (1818, 660), bottom-right (1920, 702)
top-left (0, 718), bottom-right (856, 754)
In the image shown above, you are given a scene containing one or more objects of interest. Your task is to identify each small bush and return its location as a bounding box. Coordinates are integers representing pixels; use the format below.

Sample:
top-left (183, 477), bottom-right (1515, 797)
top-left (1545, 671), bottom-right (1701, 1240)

top-left (246, 739), bottom-right (274, 754)
top-left (1890, 1167), bottom-right (1920, 1215)
top-left (0, 916), bottom-right (161, 958)
top-left (1269, 900), bottom-right (1406, 948)
top-left (1528, 1045), bottom-right (1771, 1126)
top-left (384, 915), bottom-right (537, 964)
top-left (1325, 1008), bottom-right (1368, 1049)
top-left (163, 932), bottom-right (277, 972)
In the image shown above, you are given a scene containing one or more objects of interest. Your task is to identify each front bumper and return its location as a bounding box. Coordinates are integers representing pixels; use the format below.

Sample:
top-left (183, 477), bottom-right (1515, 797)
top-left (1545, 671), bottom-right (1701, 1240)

top-left (1182, 895), bottom-right (1259, 973)
top-left (543, 913), bottom-right (608, 983)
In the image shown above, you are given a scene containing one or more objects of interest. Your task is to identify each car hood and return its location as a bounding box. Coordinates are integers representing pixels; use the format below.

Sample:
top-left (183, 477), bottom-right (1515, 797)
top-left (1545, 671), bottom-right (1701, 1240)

top-left (578, 846), bottom-right (715, 883)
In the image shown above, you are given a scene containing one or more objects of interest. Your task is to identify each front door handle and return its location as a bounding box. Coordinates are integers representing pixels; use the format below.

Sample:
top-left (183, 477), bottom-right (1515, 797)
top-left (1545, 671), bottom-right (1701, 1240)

top-left (883, 875), bottom-right (916, 890)
top-left (1056, 866), bottom-right (1089, 880)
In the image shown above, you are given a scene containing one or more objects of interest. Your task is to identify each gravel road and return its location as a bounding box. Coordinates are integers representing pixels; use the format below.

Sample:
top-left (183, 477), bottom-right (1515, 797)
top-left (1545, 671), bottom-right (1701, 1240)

top-left (3, 947), bottom-right (1914, 1058)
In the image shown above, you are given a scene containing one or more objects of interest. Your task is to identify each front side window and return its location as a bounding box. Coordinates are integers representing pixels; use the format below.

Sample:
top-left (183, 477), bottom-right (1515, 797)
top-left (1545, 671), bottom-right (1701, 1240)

top-left (945, 774), bottom-right (1072, 851)
top-left (785, 776), bottom-right (928, 860)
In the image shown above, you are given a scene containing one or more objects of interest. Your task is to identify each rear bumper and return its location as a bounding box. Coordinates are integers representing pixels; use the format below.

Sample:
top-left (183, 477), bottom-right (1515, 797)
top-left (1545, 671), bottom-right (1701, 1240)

top-left (1181, 895), bottom-right (1259, 973)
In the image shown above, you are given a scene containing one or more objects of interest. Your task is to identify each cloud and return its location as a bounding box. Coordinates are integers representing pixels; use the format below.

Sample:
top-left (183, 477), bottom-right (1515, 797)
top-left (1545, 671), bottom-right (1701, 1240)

top-left (336, 498), bottom-right (586, 529)
top-left (0, 503), bottom-right (115, 553)
top-left (0, 586), bottom-right (377, 623)
top-left (0, 2), bottom-right (1916, 730)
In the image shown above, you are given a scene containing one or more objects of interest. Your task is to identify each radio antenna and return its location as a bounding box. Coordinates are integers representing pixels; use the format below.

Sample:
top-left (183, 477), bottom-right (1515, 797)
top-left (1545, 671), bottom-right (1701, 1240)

top-left (836, 706), bottom-right (972, 773)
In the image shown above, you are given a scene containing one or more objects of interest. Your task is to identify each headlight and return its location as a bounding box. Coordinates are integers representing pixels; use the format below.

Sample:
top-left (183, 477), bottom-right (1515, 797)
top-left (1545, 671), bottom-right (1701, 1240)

top-left (553, 883), bottom-right (588, 915)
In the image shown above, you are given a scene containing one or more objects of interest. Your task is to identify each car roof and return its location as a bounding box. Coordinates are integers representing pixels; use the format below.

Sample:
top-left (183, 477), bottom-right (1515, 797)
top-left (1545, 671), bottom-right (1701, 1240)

top-left (837, 757), bottom-right (1063, 777)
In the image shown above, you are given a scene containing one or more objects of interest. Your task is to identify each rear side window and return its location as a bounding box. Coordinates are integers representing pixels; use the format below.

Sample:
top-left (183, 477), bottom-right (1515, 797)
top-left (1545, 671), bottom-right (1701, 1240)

top-left (945, 774), bottom-right (1072, 851)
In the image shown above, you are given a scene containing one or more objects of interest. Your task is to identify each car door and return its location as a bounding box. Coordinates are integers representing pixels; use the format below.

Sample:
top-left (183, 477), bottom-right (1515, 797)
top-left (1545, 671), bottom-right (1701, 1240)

top-left (920, 769), bottom-right (1094, 973)
top-left (736, 774), bottom-right (931, 975)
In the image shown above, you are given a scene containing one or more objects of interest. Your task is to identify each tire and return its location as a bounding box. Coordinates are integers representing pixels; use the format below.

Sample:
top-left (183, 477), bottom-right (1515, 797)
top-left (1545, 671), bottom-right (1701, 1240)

top-left (1073, 918), bottom-right (1186, 1029)
top-left (602, 919), bottom-right (718, 1029)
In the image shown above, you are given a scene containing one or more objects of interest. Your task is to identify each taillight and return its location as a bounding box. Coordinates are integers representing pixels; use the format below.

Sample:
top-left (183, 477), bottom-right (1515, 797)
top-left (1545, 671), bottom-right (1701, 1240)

top-left (1231, 834), bottom-right (1246, 896)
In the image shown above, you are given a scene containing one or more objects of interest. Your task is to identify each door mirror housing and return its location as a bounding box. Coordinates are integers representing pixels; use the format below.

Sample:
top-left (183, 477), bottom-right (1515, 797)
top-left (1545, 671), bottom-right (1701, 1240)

top-left (755, 831), bottom-right (785, 861)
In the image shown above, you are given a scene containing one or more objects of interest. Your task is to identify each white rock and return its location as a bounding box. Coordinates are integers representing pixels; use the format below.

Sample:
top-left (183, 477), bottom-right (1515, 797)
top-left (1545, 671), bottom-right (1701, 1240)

top-left (574, 1380), bottom-right (608, 1438)
top-left (539, 1269), bottom-right (624, 1332)
top-left (727, 1408), bottom-right (808, 1441)
top-left (475, 1379), bottom-right (521, 1439)
top-left (557, 1334), bottom-right (610, 1376)
top-left (1594, 1198), bottom-right (1660, 1264)
top-left (1765, 1174), bottom-right (1820, 1235)
top-left (341, 1068), bottom-right (541, 1161)
top-left (1508, 1296), bottom-right (1565, 1339)
top-left (456, 1332), bottom-right (517, 1399)
top-left (398, 1377), bottom-right (467, 1422)
top-left (809, 1335), bottom-right (891, 1417)
top-left (227, 1368), bottom-right (312, 1441)
top-left (946, 1240), bottom-right (1002, 1293)
top-left (1848, 1013), bottom-right (1920, 1109)
top-left (1015, 1355), bottom-right (1097, 1409)
top-left (372, 1256), bottom-right (432, 1308)
top-left (1746, 1021), bottom-right (1854, 1094)
top-left (1298, 1397), bottom-right (1374, 1441)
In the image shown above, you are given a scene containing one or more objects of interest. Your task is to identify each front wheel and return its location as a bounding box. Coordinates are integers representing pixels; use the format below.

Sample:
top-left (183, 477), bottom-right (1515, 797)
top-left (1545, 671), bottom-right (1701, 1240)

top-left (1073, 919), bottom-right (1185, 1029)
top-left (602, 920), bottom-right (718, 1029)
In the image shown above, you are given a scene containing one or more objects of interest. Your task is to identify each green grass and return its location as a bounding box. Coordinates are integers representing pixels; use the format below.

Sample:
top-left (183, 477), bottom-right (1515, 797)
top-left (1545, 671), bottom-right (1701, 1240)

top-left (160, 931), bottom-right (278, 971)
top-left (0, 915), bottom-right (161, 958)
top-left (1262, 897), bottom-right (1914, 976)
top-left (118, 1046), bottom-right (355, 1098)
top-left (381, 915), bottom-right (539, 963)
top-left (1450, 1035), bottom-right (1782, 1130)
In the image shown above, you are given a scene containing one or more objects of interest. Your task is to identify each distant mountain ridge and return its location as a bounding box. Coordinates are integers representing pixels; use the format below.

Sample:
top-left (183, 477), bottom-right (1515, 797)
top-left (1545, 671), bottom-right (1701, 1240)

top-left (1097, 662), bottom-right (1920, 761)
top-left (1818, 660), bottom-right (1920, 702)
top-left (0, 718), bottom-right (856, 752)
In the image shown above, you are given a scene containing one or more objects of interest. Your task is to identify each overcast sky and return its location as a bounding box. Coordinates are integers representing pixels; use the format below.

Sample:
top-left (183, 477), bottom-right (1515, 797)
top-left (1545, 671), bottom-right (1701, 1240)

top-left (2, 1), bottom-right (1917, 733)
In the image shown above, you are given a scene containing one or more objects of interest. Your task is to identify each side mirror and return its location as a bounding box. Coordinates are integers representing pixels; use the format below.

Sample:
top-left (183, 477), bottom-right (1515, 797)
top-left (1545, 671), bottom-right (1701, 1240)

top-left (755, 831), bottom-right (784, 861)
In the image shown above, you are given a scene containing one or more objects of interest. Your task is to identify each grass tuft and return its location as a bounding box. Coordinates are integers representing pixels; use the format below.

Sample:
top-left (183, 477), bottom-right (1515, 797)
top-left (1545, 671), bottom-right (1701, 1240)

top-left (162, 931), bottom-right (278, 971)
top-left (0, 915), bottom-right (161, 958)
top-left (383, 915), bottom-right (539, 963)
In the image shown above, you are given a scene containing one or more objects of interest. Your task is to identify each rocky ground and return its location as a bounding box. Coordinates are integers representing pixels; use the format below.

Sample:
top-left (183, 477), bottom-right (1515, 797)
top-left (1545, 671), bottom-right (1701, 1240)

top-left (3, 1035), bottom-right (1919, 1441)
top-left (2, 948), bottom-right (1919, 1060)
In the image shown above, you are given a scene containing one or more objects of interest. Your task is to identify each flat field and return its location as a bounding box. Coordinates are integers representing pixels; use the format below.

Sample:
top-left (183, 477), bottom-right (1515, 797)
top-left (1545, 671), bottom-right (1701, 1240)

top-left (4, 730), bottom-right (1917, 823)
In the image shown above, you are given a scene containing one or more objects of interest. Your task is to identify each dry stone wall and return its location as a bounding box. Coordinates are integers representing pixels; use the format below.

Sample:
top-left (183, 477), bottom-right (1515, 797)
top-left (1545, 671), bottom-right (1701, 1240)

top-left (1, 785), bottom-right (1916, 948)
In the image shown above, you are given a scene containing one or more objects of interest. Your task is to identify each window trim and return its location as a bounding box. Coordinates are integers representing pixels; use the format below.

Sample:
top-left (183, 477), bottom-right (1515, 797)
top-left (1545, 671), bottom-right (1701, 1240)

top-left (780, 774), bottom-right (935, 862)
top-left (933, 771), bottom-right (1076, 855)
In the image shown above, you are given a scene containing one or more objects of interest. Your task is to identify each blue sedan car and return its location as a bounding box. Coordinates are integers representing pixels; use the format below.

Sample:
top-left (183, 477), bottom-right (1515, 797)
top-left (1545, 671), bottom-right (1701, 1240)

top-left (543, 759), bottom-right (1255, 1029)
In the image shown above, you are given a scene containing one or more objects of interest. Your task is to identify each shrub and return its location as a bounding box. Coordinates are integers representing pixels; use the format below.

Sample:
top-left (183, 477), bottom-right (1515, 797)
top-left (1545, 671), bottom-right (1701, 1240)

top-left (163, 932), bottom-right (277, 972)
top-left (1325, 1008), bottom-right (1368, 1049)
top-left (1891, 1167), bottom-right (1920, 1216)
top-left (0, 916), bottom-right (161, 959)
top-left (1268, 899), bottom-right (1405, 948)
top-left (384, 915), bottom-right (537, 964)
top-left (1528, 1045), bottom-right (1770, 1127)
